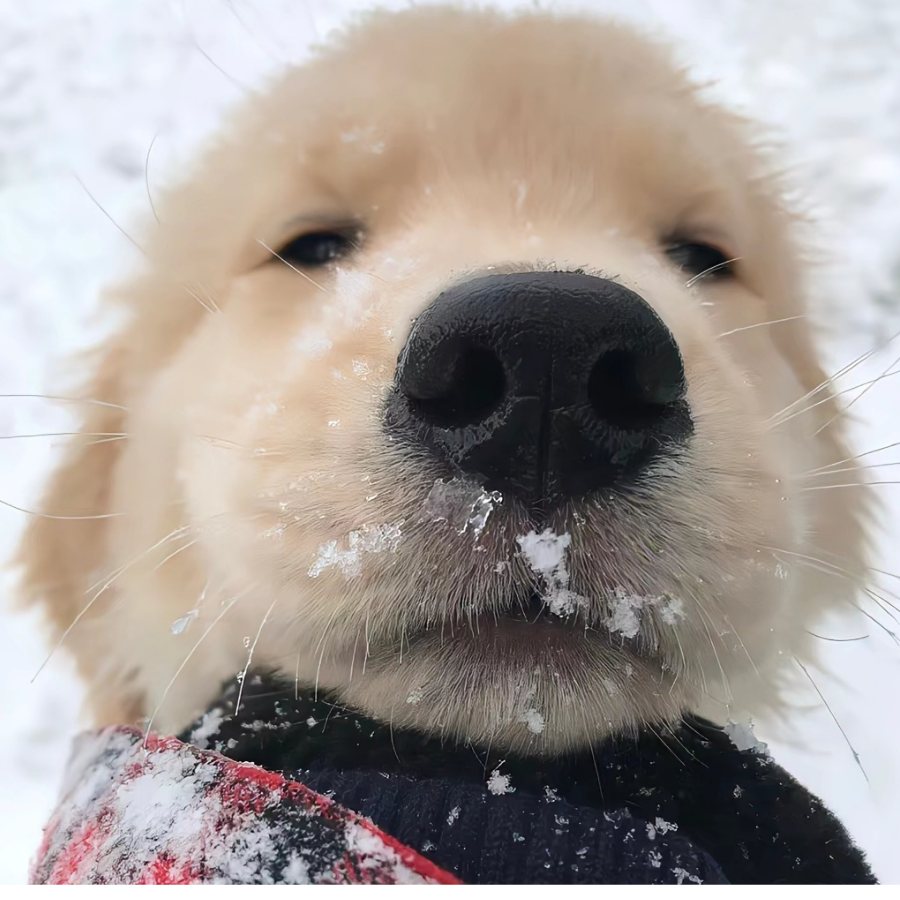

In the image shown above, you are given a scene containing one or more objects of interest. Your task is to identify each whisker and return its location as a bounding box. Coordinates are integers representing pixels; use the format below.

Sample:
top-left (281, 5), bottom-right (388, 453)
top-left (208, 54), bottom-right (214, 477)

top-left (174, 0), bottom-right (255, 96)
top-left (32, 525), bottom-right (197, 680)
top-left (806, 631), bottom-right (869, 642)
top-left (801, 460), bottom-right (900, 479)
top-left (795, 657), bottom-right (868, 785)
top-left (587, 742), bottom-right (605, 801)
top-left (762, 545), bottom-right (859, 582)
top-left (813, 345), bottom-right (900, 436)
top-left (695, 605), bottom-right (732, 704)
top-left (800, 480), bottom-right (900, 492)
top-left (722, 614), bottom-right (760, 680)
top-left (0, 432), bottom-right (127, 441)
top-left (152, 538), bottom-right (198, 574)
top-left (196, 435), bottom-right (245, 449)
top-left (764, 545), bottom-right (900, 618)
top-left (257, 239), bottom-right (326, 292)
top-left (31, 576), bottom-right (124, 683)
top-left (143, 594), bottom-right (242, 744)
top-left (869, 566), bottom-right (900, 583)
top-left (85, 524), bottom-right (193, 596)
top-left (0, 497), bottom-right (124, 520)
top-left (183, 284), bottom-right (219, 315)
top-left (864, 587), bottom-right (900, 622)
top-left (389, 711), bottom-right (401, 766)
top-left (225, 0), bottom-right (279, 63)
top-left (73, 171), bottom-right (145, 254)
top-left (193, 41), bottom-right (252, 93)
top-left (234, 598), bottom-right (278, 717)
top-left (83, 435), bottom-right (129, 447)
top-left (145, 132), bottom-right (161, 225)
top-left (769, 330), bottom-right (899, 422)
top-left (294, 651), bottom-right (302, 701)
top-left (854, 605), bottom-right (899, 644)
top-left (685, 256), bottom-right (743, 288)
top-left (363, 610), bottom-right (372, 673)
top-left (0, 394), bottom-right (127, 411)
top-left (667, 628), bottom-right (687, 696)
top-left (661, 720), bottom-right (702, 767)
top-left (314, 607), bottom-right (343, 700)
top-left (348, 627), bottom-right (360, 685)
top-left (805, 438), bottom-right (900, 473)
top-left (195, 283), bottom-right (221, 313)
top-left (769, 369), bottom-right (900, 429)
top-left (717, 314), bottom-right (804, 340)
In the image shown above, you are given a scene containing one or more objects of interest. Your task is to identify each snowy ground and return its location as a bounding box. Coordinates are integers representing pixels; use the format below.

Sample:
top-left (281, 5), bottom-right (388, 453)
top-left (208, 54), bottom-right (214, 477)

top-left (2, 0), bottom-right (900, 884)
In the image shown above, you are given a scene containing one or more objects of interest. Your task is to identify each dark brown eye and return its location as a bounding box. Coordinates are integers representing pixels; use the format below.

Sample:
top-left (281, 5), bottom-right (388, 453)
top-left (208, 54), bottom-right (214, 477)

top-left (666, 241), bottom-right (734, 281)
top-left (274, 228), bottom-right (358, 267)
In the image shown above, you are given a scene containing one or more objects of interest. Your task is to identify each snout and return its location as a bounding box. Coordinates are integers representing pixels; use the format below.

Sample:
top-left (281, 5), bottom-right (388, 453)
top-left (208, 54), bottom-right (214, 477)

top-left (384, 271), bottom-right (693, 503)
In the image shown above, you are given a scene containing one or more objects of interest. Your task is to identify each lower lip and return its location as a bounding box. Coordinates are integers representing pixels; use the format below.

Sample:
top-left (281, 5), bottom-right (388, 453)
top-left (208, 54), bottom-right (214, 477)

top-left (499, 591), bottom-right (581, 625)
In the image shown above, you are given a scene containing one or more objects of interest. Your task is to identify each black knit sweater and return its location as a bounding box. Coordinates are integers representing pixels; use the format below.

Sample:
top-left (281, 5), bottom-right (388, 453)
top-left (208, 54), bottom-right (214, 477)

top-left (180, 672), bottom-right (875, 885)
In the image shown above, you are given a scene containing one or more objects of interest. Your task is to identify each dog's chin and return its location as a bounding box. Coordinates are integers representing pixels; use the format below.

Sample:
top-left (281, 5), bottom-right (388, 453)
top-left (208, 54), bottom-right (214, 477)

top-left (323, 605), bottom-right (692, 756)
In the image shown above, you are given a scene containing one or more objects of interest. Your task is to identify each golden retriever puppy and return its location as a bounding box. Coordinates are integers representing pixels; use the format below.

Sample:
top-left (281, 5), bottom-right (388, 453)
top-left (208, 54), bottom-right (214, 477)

top-left (18, 5), bottom-right (873, 755)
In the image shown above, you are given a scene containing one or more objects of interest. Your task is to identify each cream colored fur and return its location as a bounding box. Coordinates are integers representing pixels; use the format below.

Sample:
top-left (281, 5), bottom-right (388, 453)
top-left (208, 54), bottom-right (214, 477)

top-left (17, 6), bottom-right (873, 754)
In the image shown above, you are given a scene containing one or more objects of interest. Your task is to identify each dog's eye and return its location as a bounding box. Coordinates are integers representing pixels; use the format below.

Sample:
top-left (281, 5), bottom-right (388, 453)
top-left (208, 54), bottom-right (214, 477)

top-left (666, 241), bottom-right (734, 281)
top-left (274, 228), bottom-right (357, 267)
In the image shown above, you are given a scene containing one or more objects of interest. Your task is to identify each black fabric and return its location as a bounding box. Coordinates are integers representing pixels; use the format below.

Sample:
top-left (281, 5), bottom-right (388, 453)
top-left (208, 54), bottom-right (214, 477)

top-left (180, 672), bottom-right (876, 885)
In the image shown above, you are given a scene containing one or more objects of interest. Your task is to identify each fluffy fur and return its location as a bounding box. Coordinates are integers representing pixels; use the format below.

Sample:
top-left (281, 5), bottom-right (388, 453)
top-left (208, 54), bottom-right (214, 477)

top-left (18, 6), bottom-right (873, 754)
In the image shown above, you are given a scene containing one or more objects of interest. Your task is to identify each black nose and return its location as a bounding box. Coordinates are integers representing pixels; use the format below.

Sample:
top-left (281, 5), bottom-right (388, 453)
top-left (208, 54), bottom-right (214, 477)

top-left (385, 271), bottom-right (692, 503)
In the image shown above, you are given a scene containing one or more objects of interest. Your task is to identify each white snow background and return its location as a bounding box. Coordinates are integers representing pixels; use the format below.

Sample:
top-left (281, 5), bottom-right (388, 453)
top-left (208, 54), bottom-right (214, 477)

top-left (1, 0), bottom-right (899, 884)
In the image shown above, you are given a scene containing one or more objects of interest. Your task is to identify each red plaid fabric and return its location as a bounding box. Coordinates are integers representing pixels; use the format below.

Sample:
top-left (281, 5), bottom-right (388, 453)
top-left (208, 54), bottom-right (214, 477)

top-left (30, 727), bottom-right (460, 885)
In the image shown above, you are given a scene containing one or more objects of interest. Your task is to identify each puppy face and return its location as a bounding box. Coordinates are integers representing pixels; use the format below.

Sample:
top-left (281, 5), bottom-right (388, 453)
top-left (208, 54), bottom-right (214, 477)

top-left (21, 7), bottom-right (872, 753)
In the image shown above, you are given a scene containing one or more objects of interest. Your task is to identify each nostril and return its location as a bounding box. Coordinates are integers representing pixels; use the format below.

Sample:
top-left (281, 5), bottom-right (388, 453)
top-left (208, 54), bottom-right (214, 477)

top-left (406, 345), bottom-right (506, 428)
top-left (587, 348), bottom-right (684, 432)
top-left (388, 272), bottom-right (694, 501)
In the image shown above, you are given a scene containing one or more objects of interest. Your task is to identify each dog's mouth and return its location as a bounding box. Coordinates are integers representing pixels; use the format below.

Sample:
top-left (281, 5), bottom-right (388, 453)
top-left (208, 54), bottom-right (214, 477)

top-left (500, 590), bottom-right (584, 626)
top-left (382, 595), bottom-right (662, 680)
top-left (400, 587), bottom-right (651, 650)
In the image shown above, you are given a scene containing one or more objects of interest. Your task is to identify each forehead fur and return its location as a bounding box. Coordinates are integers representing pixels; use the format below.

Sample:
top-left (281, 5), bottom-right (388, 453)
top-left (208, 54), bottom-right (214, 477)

top-left (131, 5), bottom-right (819, 393)
top-left (206, 7), bottom-right (763, 226)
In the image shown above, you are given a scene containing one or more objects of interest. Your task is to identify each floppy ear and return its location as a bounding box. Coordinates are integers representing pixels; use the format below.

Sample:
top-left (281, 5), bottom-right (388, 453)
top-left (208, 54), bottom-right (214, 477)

top-left (15, 324), bottom-right (146, 725)
top-left (15, 259), bottom-right (213, 725)
top-left (13, 88), bottom-right (288, 724)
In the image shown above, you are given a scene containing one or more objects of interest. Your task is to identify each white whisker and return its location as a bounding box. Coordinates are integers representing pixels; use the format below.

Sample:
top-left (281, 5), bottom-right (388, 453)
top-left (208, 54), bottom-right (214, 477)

top-left (0, 432), bottom-right (127, 441)
top-left (717, 314), bottom-right (804, 340)
top-left (0, 497), bottom-right (124, 520)
top-left (695, 605), bottom-right (732, 704)
top-left (806, 631), bottom-right (869, 643)
top-left (32, 525), bottom-right (198, 681)
top-left (85, 524), bottom-right (193, 597)
top-left (769, 369), bottom-right (900, 429)
top-left (314, 607), bottom-right (343, 700)
top-left (143, 594), bottom-right (242, 744)
top-left (795, 657), bottom-right (868, 785)
top-left (800, 480), bottom-right (900, 492)
top-left (765, 544), bottom-right (900, 625)
top-left (257, 239), bottom-right (327, 292)
top-left (73, 171), bottom-right (146, 254)
top-left (0, 394), bottom-right (127, 411)
top-left (769, 329), bottom-right (899, 422)
top-left (145, 132), bottom-right (161, 226)
top-left (152, 538), bottom-right (198, 574)
top-left (685, 256), bottom-right (742, 288)
top-left (813, 346), bottom-right (900, 436)
top-left (234, 598), bottom-right (278, 716)
top-left (803, 440), bottom-right (900, 480)
top-left (801, 460), bottom-right (900, 479)
top-left (183, 284), bottom-right (219, 314)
